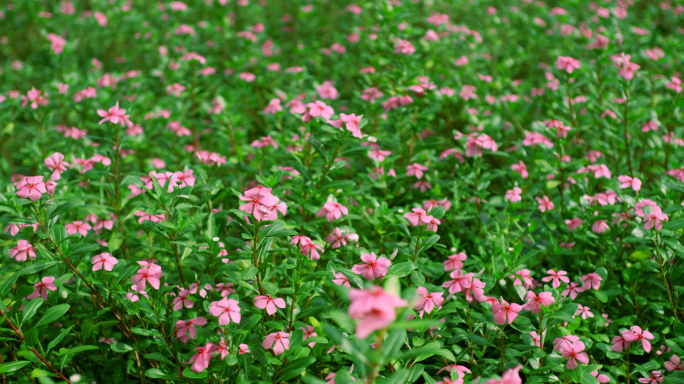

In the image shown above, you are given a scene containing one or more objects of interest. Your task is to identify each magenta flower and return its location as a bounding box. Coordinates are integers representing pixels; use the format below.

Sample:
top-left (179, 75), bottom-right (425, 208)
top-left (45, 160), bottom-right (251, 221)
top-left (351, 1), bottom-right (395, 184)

top-left (9, 240), bottom-right (37, 262)
top-left (97, 102), bottom-right (131, 126)
top-left (560, 340), bottom-right (589, 369)
top-left (562, 282), bottom-right (585, 299)
top-left (622, 326), bottom-right (654, 353)
top-left (332, 272), bottom-right (351, 287)
top-left (209, 298), bottom-right (241, 325)
top-left (522, 291), bottom-right (555, 313)
top-left (542, 270), bottom-right (569, 288)
top-left (443, 252), bottom-right (467, 271)
top-left (664, 355), bottom-right (682, 371)
top-left (28, 276), bottom-right (57, 301)
top-left (263, 332), bottom-right (290, 355)
top-left (591, 220), bottom-right (609, 234)
top-left (536, 196), bottom-right (554, 212)
top-left (15, 176), bottom-right (48, 201)
top-left (505, 187), bottom-right (522, 202)
top-left (65, 221), bottom-right (92, 237)
top-left (618, 175), bottom-right (642, 192)
top-left (575, 304), bottom-right (594, 320)
top-left (404, 208), bottom-right (428, 226)
top-left (189, 342), bottom-right (217, 373)
top-left (174, 317), bottom-right (207, 342)
top-left (406, 163), bottom-right (428, 179)
top-left (91, 252), bottom-right (118, 271)
top-left (351, 252), bottom-right (391, 281)
top-left (580, 273), bottom-right (603, 290)
top-left (442, 270), bottom-right (473, 294)
top-left (44, 153), bottom-right (70, 181)
top-left (555, 56), bottom-right (581, 73)
top-left (131, 262), bottom-right (162, 290)
top-left (300, 242), bottom-right (324, 260)
top-left (492, 300), bottom-right (522, 325)
top-left (254, 295), bottom-right (286, 315)
top-left (348, 286), bottom-right (407, 338)
top-left (316, 202), bottom-right (349, 222)
top-left (172, 289), bottom-right (194, 311)
top-left (637, 371), bottom-right (663, 384)
top-left (415, 287), bottom-right (444, 314)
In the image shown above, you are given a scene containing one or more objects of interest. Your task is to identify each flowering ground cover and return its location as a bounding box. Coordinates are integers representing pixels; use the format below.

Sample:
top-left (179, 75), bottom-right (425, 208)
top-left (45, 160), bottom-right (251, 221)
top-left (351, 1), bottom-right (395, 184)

top-left (1, 0), bottom-right (684, 383)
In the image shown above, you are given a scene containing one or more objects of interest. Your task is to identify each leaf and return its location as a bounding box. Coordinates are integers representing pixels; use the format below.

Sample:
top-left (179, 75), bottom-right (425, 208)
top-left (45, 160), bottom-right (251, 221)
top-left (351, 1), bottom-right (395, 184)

top-left (145, 369), bottom-right (166, 379)
top-left (111, 343), bottom-right (134, 353)
top-left (0, 360), bottom-right (31, 373)
top-left (580, 371), bottom-right (600, 384)
top-left (382, 329), bottom-right (407, 360)
top-left (277, 356), bottom-right (316, 381)
top-left (663, 371), bottom-right (684, 384)
top-left (60, 345), bottom-right (99, 356)
top-left (35, 304), bottom-right (70, 327)
top-left (387, 262), bottom-right (416, 278)
top-left (467, 333), bottom-right (497, 348)
top-left (144, 353), bottom-right (175, 367)
top-left (376, 368), bottom-right (410, 384)
top-left (22, 298), bottom-right (43, 325)
top-left (182, 368), bottom-right (208, 379)
top-left (0, 272), bottom-right (19, 296)
top-left (18, 261), bottom-right (61, 276)
top-left (47, 324), bottom-right (75, 352)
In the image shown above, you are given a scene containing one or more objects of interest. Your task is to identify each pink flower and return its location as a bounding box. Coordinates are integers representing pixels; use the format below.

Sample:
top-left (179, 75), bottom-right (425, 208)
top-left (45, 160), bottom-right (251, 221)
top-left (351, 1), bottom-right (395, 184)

top-left (263, 332), bottom-right (290, 355)
top-left (554, 335), bottom-right (580, 352)
top-left (15, 176), bottom-right (48, 201)
top-left (555, 56), bottom-right (581, 73)
top-left (174, 317), bottom-right (207, 342)
top-left (325, 227), bottom-right (348, 249)
top-left (415, 287), bottom-right (444, 314)
top-left (28, 276), bottom-right (57, 301)
top-left (611, 335), bottom-right (632, 352)
top-left (590, 371), bottom-right (611, 383)
top-left (189, 343), bottom-right (217, 373)
top-left (9, 240), bottom-right (37, 262)
top-left (301, 325), bottom-right (318, 348)
top-left (97, 102), bottom-right (131, 126)
top-left (536, 196), bottom-right (554, 212)
top-left (306, 101), bottom-right (334, 120)
top-left (505, 187), bottom-right (522, 202)
top-left (565, 218), bottom-right (583, 230)
top-left (664, 355), bottom-right (682, 371)
top-left (65, 221), bottom-right (92, 237)
top-left (332, 272), bottom-right (351, 287)
top-left (92, 252), bottom-right (118, 271)
top-left (560, 340), bottom-right (589, 369)
top-left (575, 304), bottom-right (594, 319)
top-left (542, 270), bottom-right (569, 288)
top-left (172, 289), bottom-right (194, 311)
top-left (404, 208), bottom-right (428, 226)
top-left (492, 300), bottom-right (522, 325)
top-left (443, 270), bottom-right (473, 294)
top-left (562, 282), bottom-right (584, 299)
top-left (522, 291), bottom-right (555, 313)
top-left (351, 252), bottom-right (391, 281)
top-left (316, 202), bottom-right (349, 222)
top-left (592, 220), bottom-right (609, 234)
top-left (239, 344), bottom-right (250, 354)
top-left (443, 252), bottom-right (467, 271)
top-left (131, 262), bottom-right (162, 290)
top-left (580, 273), bottom-right (602, 290)
top-left (406, 163), bottom-right (428, 179)
top-left (665, 77), bottom-right (682, 93)
top-left (622, 326), bottom-right (655, 353)
top-left (254, 295), bottom-right (286, 315)
top-left (44, 153), bottom-right (70, 181)
top-left (300, 242), bottom-right (324, 260)
top-left (209, 298), bottom-right (241, 325)
top-left (511, 161), bottom-right (528, 178)
top-left (637, 371), bottom-right (663, 384)
top-left (348, 286), bottom-right (407, 338)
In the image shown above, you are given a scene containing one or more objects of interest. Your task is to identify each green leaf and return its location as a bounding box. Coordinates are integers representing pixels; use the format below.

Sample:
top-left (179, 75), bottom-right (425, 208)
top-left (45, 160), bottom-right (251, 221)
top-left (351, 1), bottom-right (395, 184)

top-left (382, 329), bottom-right (407, 361)
top-left (376, 368), bottom-right (410, 384)
top-left (581, 371), bottom-right (600, 384)
top-left (182, 368), bottom-right (208, 379)
top-left (18, 261), bottom-right (61, 276)
top-left (47, 324), bottom-right (75, 352)
top-left (468, 333), bottom-right (497, 348)
top-left (387, 262), bottom-right (416, 278)
top-left (0, 360), bottom-right (31, 373)
top-left (0, 272), bottom-right (19, 296)
top-left (144, 353), bottom-right (175, 367)
top-left (663, 371), bottom-right (684, 384)
top-left (111, 343), bottom-right (134, 353)
top-left (145, 369), bottom-right (166, 379)
top-left (22, 298), bottom-right (44, 325)
top-left (35, 304), bottom-right (70, 327)
top-left (60, 345), bottom-right (99, 356)
top-left (277, 356), bottom-right (316, 381)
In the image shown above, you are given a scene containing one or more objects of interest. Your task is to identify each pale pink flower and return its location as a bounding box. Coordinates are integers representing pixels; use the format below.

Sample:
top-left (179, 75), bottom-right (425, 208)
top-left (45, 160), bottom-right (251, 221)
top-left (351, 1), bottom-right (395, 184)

top-left (591, 220), bottom-right (609, 234)
top-left (65, 221), bottom-right (91, 237)
top-left (443, 252), bottom-right (467, 271)
top-left (492, 300), bottom-right (522, 325)
top-left (254, 295), bottom-right (286, 315)
top-left (442, 270), bottom-right (473, 294)
top-left (263, 332), bottom-right (290, 355)
top-left (348, 286), bottom-right (407, 338)
top-left (351, 252), bottom-right (391, 281)
top-left (209, 298), bottom-right (241, 325)
top-left (189, 343), bottom-right (217, 373)
top-left (542, 270), bottom-right (569, 288)
top-left (28, 276), bottom-right (57, 301)
top-left (505, 187), bottom-right (522, 203)
top-left (560, 340), bottom-right (589, 369)
top-left (172, 289), bottom-right (194, 311)
top-left (415, 287), bottom-right (444, 314)
top-left (555, 56), bottom-right (581, 73)
top-left (511, 161), bottom-right (528, 178)
top-left (522, 291), bottom-right (555, 313)
top-left (316, 202), bottom-right (348, 222)
top-left (131, 262), bottom-right (162, 290)
top-left (92, 252), bottom-right (118, 271)
top-left (623, 326), bottom-right (654, 353)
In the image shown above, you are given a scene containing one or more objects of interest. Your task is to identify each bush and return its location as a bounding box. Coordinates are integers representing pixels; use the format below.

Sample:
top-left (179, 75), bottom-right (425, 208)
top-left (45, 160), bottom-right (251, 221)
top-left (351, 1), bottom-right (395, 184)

top-left (0, 1), bottom-right (683, 383)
